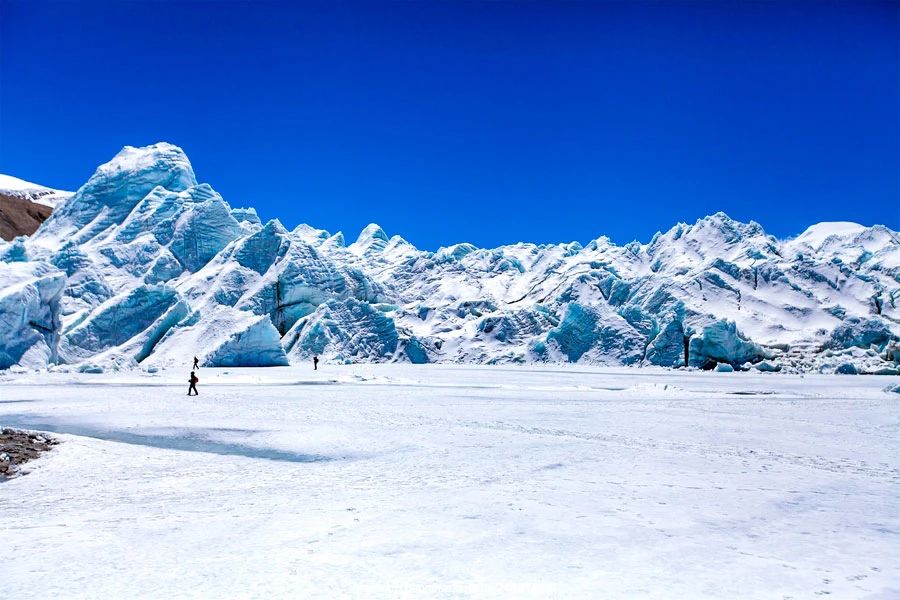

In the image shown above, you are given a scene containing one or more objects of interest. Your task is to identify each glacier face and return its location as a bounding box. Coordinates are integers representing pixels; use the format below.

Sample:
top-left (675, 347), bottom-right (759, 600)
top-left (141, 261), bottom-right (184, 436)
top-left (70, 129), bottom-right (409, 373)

top-left (0, 142), bottom-right (898, 373)
top-left (0, 261), bottom-right (65, 369)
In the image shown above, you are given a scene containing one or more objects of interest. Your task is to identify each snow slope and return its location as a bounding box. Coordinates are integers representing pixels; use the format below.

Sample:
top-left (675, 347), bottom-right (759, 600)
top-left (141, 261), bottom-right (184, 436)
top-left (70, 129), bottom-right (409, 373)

top-left (0, 174), bottom-right (72, 208)
top-left (1, 365), bottom-right (898, 598)
top-left (0, 143), bottom-right (897, 373)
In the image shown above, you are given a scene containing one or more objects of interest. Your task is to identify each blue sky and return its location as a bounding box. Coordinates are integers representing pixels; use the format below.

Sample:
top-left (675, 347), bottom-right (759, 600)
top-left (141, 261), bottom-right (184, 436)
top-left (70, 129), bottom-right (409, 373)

top-left (1, 0), bottom-right (897, 249)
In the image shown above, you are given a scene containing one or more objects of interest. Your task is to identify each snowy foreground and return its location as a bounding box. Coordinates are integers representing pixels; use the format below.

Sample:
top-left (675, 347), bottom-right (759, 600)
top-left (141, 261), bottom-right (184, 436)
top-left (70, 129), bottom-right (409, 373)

top-left (1, 365), bottom-right (898, 599)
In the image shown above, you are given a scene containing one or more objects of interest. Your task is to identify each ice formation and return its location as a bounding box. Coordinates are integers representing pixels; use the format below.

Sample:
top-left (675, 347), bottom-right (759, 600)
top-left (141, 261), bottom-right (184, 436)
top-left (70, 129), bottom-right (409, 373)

top-left (0, 261), bottom-right (65, 369)
top-left (0, 143), bottom-right (898, 372)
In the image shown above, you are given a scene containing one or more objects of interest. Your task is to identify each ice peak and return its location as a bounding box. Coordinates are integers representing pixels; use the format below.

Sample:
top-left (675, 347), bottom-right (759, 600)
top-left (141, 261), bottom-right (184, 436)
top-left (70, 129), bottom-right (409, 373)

top-left (693, 211), bottom-right (739, 230)
top-left (791, 222), bottom-right (867, 250)
top-left (262, 218), bottom-right (288, 235)
top-left (92, 142), bottom-right (197, 193)
top-left (356, 223), bottom-right (389, 244)
top-left (387, 234), bottom-right (413, 249)
top-left (232, 207), bottom-right (261, 225)
top-left (690, 212), bottom-right (767, 243)
top-left (437, 242), bottom-right (477, 261)
top-left (325, 231), bottom-right (346, 247)
top-left (108, 142), bottom-right (190, 167)
top-left (585, 235), bottom-right (616, 252)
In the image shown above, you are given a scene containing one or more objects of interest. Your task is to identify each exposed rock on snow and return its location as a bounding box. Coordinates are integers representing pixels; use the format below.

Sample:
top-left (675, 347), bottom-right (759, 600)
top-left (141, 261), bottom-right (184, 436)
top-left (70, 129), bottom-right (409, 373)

top-left (0, 428), bottom-right (58, 479)
top-left (1, 143), bottom-right (898, 372)
top-left (0, 192), bottom-right (53, 241)
top-left (0, 175), bottom-right (73, 241)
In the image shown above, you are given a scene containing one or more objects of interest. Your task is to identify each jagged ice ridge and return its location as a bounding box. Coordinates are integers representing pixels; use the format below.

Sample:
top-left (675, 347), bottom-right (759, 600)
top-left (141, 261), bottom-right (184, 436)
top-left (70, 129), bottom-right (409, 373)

top-left (1, 142), bottom-right (898, 374)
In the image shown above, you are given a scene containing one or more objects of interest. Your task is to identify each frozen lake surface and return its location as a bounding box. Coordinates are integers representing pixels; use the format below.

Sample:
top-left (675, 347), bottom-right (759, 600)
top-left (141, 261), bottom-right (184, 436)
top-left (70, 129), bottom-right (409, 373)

top-left (1, 365), bottom-right (898, 598)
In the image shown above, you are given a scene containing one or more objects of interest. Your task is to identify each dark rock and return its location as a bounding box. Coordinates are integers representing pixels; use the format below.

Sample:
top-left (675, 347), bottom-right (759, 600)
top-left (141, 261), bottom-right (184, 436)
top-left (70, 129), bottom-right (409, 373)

top-left (0, 428), bottom-right (59, 479)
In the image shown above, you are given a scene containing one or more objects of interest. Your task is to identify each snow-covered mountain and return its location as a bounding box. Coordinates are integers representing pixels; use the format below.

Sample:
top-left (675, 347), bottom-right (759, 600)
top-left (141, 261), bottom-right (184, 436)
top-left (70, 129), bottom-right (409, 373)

top-left (1, 143), bottom-right (897, 373)
top-left (0, 174), bottom-right (72, 209)
top-left (0, 175), bottom-right (73, 241)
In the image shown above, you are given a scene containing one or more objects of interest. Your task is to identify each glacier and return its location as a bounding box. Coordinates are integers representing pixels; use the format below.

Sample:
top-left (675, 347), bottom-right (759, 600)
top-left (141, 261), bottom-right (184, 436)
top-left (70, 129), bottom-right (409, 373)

top-left (0, 261), bottom-right (65, 369)
top-left (0, 142), bottom-right (898, 373)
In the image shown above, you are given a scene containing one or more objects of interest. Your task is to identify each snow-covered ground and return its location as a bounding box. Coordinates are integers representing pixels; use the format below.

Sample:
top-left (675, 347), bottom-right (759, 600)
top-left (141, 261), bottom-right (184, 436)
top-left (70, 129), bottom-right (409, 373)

top-left (1, 365), bottom-right (898, 598)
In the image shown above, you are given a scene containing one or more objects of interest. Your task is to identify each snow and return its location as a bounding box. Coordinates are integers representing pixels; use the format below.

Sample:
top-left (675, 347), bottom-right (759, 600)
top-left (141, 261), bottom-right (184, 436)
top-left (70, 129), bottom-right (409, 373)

top-left (0, 174), bottom-right (48, 192)
top-left (0, 364), bottom-right (898, 598)
top-left (0, 173), bottom-right (72, 208)
top-left (791, 221), bottom-right (868, 251)
top-left (1, 142), bottom-right (898, 375)
top-left (146, 306), bottom-right (289, 368)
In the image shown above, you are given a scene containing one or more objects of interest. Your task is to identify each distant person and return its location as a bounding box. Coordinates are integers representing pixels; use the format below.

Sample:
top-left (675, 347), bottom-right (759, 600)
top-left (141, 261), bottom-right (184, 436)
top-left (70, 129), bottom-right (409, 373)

top-left (313, 356), bottom-right (319, 371)
top-left (193, 356), bottom-right (200, 370)
top-left (188, 371), bottom-right (199, 396)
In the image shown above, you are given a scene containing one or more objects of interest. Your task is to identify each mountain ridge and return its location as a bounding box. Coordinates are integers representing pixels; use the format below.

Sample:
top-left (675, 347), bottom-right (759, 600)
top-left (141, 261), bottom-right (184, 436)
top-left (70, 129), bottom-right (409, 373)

top-left (1, 142), bottom-right (897, 374)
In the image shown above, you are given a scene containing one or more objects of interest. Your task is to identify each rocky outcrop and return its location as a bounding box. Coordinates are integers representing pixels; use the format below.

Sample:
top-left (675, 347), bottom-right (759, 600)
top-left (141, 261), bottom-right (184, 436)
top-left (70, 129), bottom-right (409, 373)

top-left (0, 191), bottom-right (53, 240)
top-left (0, 429), bottom-right (59, 479)
top-left (0, 175), bottom-right (72, 241)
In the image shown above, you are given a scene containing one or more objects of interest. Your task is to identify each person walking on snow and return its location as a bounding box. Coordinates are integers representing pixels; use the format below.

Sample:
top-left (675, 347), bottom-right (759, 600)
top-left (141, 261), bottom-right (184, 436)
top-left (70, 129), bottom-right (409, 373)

top-left (313, 356), bottom-right (319, 371)
top-left (188, 371), bottom-right (199, 396)
top-left (193, 356), bottom-right (200, 370)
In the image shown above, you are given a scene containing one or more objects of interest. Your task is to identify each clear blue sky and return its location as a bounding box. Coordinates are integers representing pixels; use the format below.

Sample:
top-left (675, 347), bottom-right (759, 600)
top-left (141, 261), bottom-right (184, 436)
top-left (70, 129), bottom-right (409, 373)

top-left (1, 1), bottom-right (898, 249)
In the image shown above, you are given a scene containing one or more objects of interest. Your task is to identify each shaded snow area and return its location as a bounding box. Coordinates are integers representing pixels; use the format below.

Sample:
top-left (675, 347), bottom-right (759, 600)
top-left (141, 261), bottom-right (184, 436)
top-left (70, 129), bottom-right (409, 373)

top-left (1, 365), bottom-right (898, 598)
top-left (1, 142), bottom-right (899, 375)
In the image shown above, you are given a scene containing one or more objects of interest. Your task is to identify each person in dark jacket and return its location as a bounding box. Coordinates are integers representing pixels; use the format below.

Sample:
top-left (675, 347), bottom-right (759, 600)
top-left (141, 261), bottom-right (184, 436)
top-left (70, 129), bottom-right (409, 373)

top-left (193, 356), bottom-right (200, 370)
top-left (188, 371), bottom-right (199, 396)
top-left (313, 356), bottom-right (319, 371)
